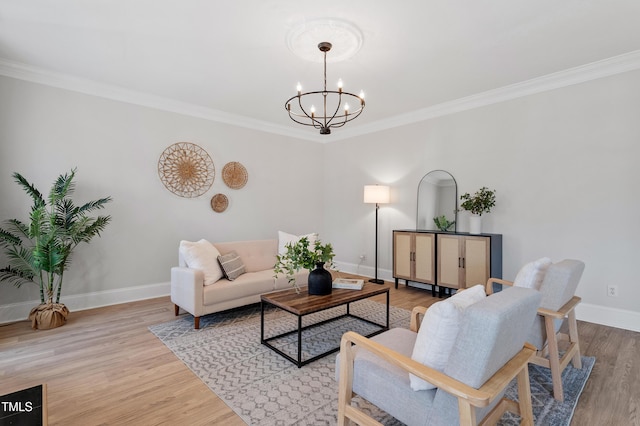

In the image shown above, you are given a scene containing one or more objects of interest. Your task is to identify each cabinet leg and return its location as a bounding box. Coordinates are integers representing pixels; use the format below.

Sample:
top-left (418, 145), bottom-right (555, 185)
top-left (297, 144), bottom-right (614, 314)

top-left (395, 278), bottom-right (398, 289)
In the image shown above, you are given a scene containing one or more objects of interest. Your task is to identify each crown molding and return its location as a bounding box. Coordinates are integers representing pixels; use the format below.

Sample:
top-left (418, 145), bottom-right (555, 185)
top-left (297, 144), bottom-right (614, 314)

top-left (0, 59), bottom-right (323, 143)
top-left (326, 49), bottom-right (640, 142)
top-left (2, 49), bottom-right (640, 144)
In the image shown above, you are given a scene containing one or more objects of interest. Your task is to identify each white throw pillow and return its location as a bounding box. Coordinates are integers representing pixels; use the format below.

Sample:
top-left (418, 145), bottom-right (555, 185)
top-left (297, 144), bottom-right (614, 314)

top-left (409, 284), bottom-right (487, 391)
top-left (277, 231), bottom-right (318, 255)
top-left (513, 257), bottom-right (552, 290)
top-left (179, 239), bottom-right (224, 286)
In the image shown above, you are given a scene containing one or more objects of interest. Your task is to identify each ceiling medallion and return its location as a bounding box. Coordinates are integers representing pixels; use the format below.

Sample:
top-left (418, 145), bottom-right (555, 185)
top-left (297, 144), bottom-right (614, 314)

top-left (285, 41), bottom-right (365, 135)
top-left (286, 18), bottom-right (363, 63)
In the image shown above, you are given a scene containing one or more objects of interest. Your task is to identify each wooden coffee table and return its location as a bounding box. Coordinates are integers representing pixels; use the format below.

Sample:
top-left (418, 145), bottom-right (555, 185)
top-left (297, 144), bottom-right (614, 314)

top-left (260, 283), bottom-right (389, 368)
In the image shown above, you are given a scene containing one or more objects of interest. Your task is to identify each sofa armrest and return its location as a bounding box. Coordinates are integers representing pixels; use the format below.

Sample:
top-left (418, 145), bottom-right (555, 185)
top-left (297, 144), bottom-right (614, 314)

top-left (171, 266), bottom-right (205, 317)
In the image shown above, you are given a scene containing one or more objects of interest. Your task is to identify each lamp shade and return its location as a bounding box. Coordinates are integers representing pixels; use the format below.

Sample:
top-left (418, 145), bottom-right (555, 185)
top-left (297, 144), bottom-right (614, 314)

top-left (364, 185), bottom-right (390, 204)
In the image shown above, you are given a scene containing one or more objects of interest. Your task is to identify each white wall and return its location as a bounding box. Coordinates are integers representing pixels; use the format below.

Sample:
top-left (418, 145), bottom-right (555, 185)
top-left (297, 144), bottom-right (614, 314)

top-left (324, 69), bottom-right (640, 331)
top-left (0, 76), bottom-right (323, 318)
top-left (2, 68), bottom-right (639, 331)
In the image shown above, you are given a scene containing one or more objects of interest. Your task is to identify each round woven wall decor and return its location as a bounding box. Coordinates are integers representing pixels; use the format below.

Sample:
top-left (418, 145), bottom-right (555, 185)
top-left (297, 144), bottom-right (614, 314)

top-left (158, 142), bottom-right (215, 198)
top-left (211, 193), bottom-right (229, 213)
top-left (222, 161), bottom-right (248, 189)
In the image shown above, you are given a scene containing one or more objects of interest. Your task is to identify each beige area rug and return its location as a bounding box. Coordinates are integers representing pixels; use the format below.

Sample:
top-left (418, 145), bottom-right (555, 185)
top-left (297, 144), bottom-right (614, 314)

top-left (149, 300), bottom-right (593, 425)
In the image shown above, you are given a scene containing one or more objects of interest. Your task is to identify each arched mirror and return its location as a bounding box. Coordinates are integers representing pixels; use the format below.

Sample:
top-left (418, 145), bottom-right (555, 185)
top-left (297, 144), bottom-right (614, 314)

top-left (416, 170), bottom-right (458, 231)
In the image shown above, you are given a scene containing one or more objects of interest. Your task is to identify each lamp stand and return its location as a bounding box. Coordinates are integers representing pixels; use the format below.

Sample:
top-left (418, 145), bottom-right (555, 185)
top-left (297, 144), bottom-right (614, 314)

top-left (369, 202), bottom-right (384, 284)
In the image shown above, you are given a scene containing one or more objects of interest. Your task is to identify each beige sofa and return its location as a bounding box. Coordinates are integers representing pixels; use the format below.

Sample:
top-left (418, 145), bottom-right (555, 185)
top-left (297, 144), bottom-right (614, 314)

top-left (171, 239), bottom-right (308, 329)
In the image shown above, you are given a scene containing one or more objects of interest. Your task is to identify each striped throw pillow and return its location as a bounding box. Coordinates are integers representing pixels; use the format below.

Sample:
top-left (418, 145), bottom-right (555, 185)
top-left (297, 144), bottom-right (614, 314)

top-left (217, 251), bottom-right (246, 281)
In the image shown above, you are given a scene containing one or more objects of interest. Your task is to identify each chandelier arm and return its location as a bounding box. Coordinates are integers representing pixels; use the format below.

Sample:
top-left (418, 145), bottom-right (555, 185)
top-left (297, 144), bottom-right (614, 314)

top-left (329, 106), bottom-right (365, 128)
top-left (287, 113), bottom-right (324, 128)
top-left (285, 94), bottom-right (324, 129)
top-left (298, 95), bottom-right (325, 129)
top-left (323, 92), bottom-right (344, 128)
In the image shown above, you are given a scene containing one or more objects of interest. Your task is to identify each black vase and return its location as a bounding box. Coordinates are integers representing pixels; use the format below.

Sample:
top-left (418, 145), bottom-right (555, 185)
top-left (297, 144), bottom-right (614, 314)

top-left (307, 262), bottom-right (332, 295)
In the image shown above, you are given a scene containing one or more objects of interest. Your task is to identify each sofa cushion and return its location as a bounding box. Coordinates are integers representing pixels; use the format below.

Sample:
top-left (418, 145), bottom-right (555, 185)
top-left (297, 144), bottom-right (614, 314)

top-left (409, 284), bottom-right (486, 391)
top-left (179, 239), bottom-right (224, 285)
top-left (203, 270), bottom-right (276, 306)
top-left (217, 250), bottom-right (246, 281)
top-left (214, 239), bottom-right (277, 273)
top-left (278, 231), bottom-right (318, 255)
top-left (513, 257), bottom-right (552, 290)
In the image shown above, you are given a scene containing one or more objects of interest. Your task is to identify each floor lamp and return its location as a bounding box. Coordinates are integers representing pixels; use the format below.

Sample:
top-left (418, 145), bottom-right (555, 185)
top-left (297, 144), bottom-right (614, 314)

top-left (364, 185), bottom-right (390, 284)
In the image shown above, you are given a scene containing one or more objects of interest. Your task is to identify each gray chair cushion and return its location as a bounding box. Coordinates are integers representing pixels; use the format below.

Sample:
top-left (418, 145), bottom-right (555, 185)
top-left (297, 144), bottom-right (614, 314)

top-left (528, 259), bottom-right (585, 349)
top-left (336, 328), bottom-right (437, 426)
top-left (430, 286), bottom-right (541, 426)
top-left (337, 286), bottom-right (541, 426)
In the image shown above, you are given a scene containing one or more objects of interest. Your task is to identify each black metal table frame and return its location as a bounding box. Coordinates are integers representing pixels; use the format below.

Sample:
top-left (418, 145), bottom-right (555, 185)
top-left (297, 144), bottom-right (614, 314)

top-left (260, 291), bottom-right (390, 368)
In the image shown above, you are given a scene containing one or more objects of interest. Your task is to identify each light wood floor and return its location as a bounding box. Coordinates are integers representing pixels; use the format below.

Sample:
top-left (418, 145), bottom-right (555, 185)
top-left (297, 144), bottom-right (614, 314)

top-left (1, 282), bottom-right (639, 425)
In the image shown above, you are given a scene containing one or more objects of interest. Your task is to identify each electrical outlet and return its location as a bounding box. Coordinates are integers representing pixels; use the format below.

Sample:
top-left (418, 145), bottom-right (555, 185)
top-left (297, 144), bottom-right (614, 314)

top-left (359, 254), bottom-right (366, 261)
top-left (607, 285), bottom-right (618, 297)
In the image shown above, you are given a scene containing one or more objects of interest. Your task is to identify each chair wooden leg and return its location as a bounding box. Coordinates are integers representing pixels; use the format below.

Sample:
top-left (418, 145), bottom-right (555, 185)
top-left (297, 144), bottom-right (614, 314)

top-left (194, 316), bottom-right (200, 329)
top-left (544, 316), bottom-right (564, 402)
top-left (516, 366), bottom-right (534, 425)
top-left (457, 399), bottom-right (477, 426)
top-left (338, 340), bottom-right (355, 426)
top-left (568, 310), bottom-right (582, 369)
top-left (174, 304), bottom-right (180, 316)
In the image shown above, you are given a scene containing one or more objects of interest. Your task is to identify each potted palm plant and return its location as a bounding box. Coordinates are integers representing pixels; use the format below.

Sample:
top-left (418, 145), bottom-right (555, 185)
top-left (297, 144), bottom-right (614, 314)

top-left (274, 236), bottom-right (335, 295)
top-left (0, 168), bottom-right (112, 329)
top-left (459, 187), bottom-right (496, 234)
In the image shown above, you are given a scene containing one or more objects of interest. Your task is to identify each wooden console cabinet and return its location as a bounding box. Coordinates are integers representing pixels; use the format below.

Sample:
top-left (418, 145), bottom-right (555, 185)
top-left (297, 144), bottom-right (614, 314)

top-left (393, 230), bottom-right (502, 294)
top-left (393, 231), bottom-right (435, 285)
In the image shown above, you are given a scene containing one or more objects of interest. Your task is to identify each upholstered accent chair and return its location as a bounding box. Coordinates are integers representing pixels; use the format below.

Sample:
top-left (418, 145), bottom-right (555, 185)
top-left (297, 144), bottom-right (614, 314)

top-left (336, 286), bottom-right (541, 426)
top-left (486, 259), bottom-right (585, 402)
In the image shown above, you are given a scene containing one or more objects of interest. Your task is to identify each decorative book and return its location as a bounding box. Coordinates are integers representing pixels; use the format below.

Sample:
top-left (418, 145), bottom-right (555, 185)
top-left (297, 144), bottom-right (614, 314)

top-left (332, 278), bottom-right (364, 290)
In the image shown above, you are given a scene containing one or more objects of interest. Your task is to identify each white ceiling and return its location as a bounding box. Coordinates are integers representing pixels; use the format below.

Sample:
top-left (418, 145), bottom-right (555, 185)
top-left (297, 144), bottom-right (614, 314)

top-left (2, 1), bottom-right (640, 142)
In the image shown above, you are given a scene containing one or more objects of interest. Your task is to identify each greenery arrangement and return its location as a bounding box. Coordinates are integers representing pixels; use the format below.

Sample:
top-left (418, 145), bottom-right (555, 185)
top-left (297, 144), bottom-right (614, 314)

top-left (0, 169), bottom-right (112, 322)
top-left (433, 215), bottom-right (455, 231)
top-left (459, 187), bottom-right (496, 216)
top-left (274, 236), bottom-right (335, 291)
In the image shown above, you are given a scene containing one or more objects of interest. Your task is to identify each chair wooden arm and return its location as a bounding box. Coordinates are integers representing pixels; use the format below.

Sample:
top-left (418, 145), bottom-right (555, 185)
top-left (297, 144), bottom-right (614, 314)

top-left (339, 331), bottom-right (535, 409)
top-left (537, 296), bottom-right (581, 319)
top-left (410, 306), bottom-right (428, 332)
top-left (485, 278), bottom-right (514, 294)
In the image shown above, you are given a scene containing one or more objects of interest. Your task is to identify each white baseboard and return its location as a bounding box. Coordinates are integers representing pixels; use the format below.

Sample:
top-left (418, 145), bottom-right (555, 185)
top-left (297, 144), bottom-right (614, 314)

top-left (576, 303), bottom-right (640, 333)
top-left (4, 276), bottom-right (638, 334)
top-left (334, 261), bottom-right (393, 283)
top-left (0, 282), bottom-right (171, 325)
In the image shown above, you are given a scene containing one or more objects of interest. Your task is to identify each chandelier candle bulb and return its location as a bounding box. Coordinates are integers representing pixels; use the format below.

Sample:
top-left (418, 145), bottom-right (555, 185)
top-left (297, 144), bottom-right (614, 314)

top-left (296, 83), bottom-right (302, 95)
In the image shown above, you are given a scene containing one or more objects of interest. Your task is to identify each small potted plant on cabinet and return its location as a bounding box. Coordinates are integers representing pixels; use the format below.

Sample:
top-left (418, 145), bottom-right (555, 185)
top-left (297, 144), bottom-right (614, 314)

top-left (459, 187), bottom-right (496, 234)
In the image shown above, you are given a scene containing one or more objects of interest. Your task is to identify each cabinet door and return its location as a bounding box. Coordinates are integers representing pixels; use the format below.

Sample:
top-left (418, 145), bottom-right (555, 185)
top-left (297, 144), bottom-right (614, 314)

top-left (463, 236), bottom-right (490, 288)
top-left (437, 234), bottom-right (462, 288)
top-left (414, 233), bottom-right (435, 284)
top-left (393, 232), bottom-right (412, 281)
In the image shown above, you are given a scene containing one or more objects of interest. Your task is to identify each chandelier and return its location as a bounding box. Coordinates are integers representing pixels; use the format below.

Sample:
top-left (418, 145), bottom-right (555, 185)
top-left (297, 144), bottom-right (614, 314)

top-left (285, 42), bottom-right (365, 135)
